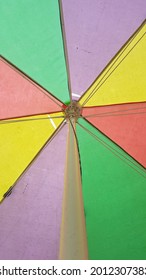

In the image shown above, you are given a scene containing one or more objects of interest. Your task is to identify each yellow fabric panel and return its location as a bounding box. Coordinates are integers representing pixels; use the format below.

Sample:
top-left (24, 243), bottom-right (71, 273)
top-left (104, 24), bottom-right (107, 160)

top-left (0, 112), bottom-right (64, 201)
top-left (80, 22), bottom-right (146, 107)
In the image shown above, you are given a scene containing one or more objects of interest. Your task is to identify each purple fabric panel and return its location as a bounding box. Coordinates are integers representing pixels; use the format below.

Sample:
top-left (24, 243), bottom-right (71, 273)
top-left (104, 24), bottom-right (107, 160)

top-left (0, 124), bottom-right (67, 260)
top-left (62, 0), bottom-right (146, 98)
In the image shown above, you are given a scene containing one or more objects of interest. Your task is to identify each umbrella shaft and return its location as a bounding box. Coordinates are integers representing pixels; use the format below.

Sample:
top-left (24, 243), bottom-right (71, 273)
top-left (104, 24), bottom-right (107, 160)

top-left (59, 121), bottom-right (88, 260)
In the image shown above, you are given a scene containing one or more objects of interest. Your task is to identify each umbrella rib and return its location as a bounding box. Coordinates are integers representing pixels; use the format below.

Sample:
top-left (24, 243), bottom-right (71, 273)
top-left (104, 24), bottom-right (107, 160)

top-left (58, 0), bottom-right (72, 101)
top-left (82, 32), bottom-right (145, 106)
top-left (83, 112), bottom-right (146, 118)
top-left (69, 119), bottom-right (83, 179)
top-left (0, 56), bottom-right (64, 109)
top-left (2, 121), bottom-right (66, 201)
top-left (0, 115), bottom-right (64, 125)
top-left (83, 109), bottom-right (146, 118)
top-left (78, 20), bottom-right (146, 105)
top-left (77, 120), bottom-right (146, 178)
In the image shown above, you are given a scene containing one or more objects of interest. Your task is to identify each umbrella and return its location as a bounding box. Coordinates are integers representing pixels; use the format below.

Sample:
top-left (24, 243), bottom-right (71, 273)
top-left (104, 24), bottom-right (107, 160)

top-left (0, 0), bottom-right (146, 260)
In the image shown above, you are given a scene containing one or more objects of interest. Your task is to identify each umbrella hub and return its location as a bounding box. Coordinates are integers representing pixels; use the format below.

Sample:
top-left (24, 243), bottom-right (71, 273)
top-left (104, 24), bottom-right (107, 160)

top-left (64, 101), bottom-right (82, 121)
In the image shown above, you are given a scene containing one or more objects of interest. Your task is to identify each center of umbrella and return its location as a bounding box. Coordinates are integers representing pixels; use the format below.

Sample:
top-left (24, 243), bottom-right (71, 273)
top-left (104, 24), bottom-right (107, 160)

top-left (64, 101), bottom-right (82, 121)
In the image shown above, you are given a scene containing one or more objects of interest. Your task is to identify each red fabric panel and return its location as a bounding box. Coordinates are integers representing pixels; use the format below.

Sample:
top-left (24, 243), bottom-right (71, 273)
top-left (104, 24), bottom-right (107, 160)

top-left (0, 57), bottom-right (63, 120)
top-left (83, 102), bottom-right (146, 168)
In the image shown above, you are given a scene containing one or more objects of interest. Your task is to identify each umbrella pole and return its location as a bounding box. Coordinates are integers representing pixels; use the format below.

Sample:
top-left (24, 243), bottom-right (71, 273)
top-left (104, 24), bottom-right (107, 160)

top-left (59, 119), bottom-right (88, 260)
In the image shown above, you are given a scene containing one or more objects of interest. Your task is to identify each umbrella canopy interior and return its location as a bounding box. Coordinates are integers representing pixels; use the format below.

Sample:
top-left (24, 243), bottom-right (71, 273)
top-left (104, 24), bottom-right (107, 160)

top-left (0, 0), bottom-right (146, 260)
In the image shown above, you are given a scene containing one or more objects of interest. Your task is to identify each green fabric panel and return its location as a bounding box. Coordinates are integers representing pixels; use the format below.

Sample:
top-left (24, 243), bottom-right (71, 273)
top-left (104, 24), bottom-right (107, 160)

top-left (77, 118), bottom-right (146, 260)
top-left (0, 0), bottom-right (69, 102)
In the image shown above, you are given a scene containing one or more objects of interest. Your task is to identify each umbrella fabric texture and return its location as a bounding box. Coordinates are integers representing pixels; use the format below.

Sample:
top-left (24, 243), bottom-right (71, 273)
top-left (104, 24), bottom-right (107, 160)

top-left (0, 0), bottom-right (146, 260)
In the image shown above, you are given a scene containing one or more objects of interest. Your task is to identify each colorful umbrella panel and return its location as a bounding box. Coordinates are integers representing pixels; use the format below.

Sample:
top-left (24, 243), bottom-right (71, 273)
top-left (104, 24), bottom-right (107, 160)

top-left (0, 0), bottom-right (146, 260)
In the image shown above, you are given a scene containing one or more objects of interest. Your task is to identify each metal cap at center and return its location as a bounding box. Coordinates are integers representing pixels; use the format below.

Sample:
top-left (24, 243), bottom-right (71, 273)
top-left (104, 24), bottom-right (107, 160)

top-left (64, 101), bottom-right (82, 121)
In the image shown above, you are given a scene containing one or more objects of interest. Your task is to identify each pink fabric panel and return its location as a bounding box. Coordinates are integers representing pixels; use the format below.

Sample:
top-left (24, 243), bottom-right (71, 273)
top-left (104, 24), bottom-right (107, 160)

top-left (83, 102), bottom-right (146, 168)
top-left (0, 58), bottom-right (63, 120)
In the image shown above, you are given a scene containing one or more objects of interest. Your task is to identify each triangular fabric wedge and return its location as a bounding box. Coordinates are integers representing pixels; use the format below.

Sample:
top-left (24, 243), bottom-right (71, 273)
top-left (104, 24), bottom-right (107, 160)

top-left (0, 0), bottom-right (70, 102)
top-left (79, 21), bottom-right (146, 107)
top-left (0, 57), bottom-right (64, 120)
top-left (82, 102), bottom-right (146, 168)
top-left (0, 125), bottom-right (67, 260)
top-left (77, 118), bottom-right (146, 260)
top-left (0, 113), bottom-right (64, 201)
top-left (61, 0), bottom-right (146, 98)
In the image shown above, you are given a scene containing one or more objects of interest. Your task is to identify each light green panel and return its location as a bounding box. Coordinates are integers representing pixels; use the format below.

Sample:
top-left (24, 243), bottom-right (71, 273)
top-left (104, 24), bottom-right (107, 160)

top-left (77, 118), bottom-right (146, 260)
top-left (0, 0), bottom-right (69, 102)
